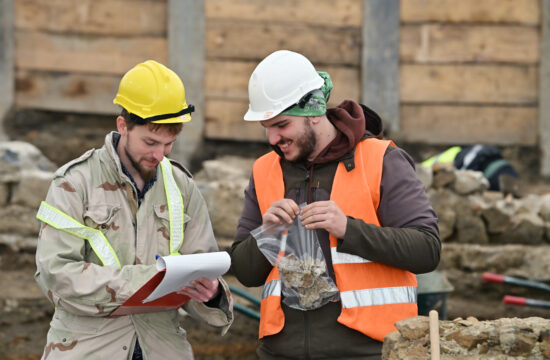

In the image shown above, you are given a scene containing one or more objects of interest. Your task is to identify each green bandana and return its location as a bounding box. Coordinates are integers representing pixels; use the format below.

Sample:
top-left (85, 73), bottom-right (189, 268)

top-left (281, 71), bottom-right (333, 117)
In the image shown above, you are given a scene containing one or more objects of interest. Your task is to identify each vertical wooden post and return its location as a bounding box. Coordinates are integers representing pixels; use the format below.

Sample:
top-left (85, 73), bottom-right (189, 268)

top-left (361, 0), bottom-right (400, 135)
top-left (0, 0), bottom-right (14, 141)
top-left (540, 0), bottom-right (550, 177)
top-left (168, 0), bottom-right (205, 169)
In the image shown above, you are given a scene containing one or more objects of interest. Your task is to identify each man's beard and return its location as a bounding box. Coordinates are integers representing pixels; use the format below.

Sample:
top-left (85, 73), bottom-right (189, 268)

top-left (124, 146), bottom-right (157, 182)
top-left (288, 119), bottom-right (317, 163)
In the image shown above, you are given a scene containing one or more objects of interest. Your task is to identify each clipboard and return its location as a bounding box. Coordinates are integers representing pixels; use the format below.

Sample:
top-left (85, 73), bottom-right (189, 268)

top-left (110, 270), bottom-right (190, 316)
top-left (110, 251), bottom-right (231, 316)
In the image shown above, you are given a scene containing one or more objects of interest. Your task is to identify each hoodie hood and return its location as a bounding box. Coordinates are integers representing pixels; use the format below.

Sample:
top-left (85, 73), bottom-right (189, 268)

top-left (312, 100), bottom-right (384, 164)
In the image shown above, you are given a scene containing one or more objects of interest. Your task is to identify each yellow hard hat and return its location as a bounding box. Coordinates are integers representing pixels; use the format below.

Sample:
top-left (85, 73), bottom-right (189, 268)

top-left (113, 60), bottom-right (193, 124)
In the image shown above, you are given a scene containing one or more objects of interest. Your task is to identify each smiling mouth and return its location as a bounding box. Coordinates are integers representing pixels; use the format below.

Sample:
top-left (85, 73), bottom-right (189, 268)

top-left (278, 140), bottom-right (292, 151)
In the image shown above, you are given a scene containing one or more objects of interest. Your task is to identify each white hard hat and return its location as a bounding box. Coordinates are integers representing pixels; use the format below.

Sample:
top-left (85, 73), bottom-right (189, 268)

top-left (244, 50), bottom-right (324, 121)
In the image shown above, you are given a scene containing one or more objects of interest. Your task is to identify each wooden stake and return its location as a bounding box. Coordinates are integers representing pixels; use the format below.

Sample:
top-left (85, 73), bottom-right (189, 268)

top-left (429, 310), bottom-right (440, 360)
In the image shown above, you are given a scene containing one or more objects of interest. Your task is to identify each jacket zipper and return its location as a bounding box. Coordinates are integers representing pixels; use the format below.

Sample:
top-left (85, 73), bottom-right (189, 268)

top-left (124, 180), bottom-right (139, 265)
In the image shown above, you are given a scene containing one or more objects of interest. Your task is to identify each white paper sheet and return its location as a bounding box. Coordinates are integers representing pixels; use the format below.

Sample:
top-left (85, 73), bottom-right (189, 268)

top-left (143, 251), bottom-right (231, 303)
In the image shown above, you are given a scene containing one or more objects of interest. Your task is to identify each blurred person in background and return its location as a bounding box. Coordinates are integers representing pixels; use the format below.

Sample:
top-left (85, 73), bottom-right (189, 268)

top-left (230, 50), bottom-right (441, 359)
top-left (422, 145), bottom-right (521, 197)
top-left (34, 60), bottom-right (233, 360)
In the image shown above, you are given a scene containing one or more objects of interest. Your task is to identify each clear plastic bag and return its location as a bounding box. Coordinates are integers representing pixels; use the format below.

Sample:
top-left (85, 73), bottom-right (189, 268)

top-left (252, 205), bottom-right (339, 311)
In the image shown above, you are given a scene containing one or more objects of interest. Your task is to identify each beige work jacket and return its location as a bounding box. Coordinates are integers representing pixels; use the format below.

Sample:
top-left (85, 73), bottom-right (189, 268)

top-left (35, 132), bottom-right (233, 359)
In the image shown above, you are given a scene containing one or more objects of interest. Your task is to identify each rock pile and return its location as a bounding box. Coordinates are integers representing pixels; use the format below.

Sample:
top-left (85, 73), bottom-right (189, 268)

top-left (0, 141), bottom-right (56, 358)
top-left (417, 166), bottom-right (550, 319)
top-left (418, 165), bottom-right (550, 245)
top-left (417, 165), bottom-right (550, 320)
top-left (382, 316), bottom-right (550, 359)
top-left (0, 141), bottom-right (55, 268)
top-left (194, 156), bottom-right (254, 249)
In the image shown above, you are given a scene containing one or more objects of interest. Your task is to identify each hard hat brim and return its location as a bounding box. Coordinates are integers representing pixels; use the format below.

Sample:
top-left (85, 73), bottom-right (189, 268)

top-left (243, 108), bottom-right (280, 121)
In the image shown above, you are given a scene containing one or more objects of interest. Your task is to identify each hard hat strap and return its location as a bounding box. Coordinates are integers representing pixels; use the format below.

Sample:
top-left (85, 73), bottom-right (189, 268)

top-left (129, 105), bottom-right (195, 124)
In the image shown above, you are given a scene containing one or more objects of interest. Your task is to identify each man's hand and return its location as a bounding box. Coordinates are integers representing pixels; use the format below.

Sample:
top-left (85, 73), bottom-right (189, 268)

top-left (263, 199), bottom-right (300, 226)
top-left (177, 277), bottom-right (219, 303)
top-left (300, 200), bottom-right (347, 238)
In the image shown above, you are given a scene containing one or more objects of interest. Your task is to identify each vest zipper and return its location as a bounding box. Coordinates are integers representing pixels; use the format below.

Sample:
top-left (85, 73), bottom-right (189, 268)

top-left (299, 167), bottom-right (309, 205)
top-left (307, 166), bottom-right (315, 204)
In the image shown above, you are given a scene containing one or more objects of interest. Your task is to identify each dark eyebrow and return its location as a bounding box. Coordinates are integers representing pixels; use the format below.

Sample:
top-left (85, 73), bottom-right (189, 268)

top-left (144, 137), bottom-right (159, 143)
top-left (144, 137), bottom-right (175, 146)
top-left (262, 119), bottom-right (287, 128)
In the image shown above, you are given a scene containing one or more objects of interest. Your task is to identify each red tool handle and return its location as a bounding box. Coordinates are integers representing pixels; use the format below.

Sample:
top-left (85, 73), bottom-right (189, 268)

top-left (482, 272), bottom-right (505, 283)
top-left (503, 295), bottom-right (527, 306)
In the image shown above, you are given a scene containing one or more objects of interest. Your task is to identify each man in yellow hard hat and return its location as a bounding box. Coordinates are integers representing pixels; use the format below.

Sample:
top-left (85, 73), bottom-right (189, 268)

top-left (34, 60), bottom-right (233, 359)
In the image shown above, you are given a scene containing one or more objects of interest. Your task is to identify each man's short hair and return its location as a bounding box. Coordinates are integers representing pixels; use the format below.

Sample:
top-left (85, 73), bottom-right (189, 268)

top-left (120, 108), bottom-right (183, 135)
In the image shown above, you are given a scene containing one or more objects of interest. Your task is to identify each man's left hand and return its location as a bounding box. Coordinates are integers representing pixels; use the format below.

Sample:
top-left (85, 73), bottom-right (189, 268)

top-left (300, 200), bottom-right (347, 239)
top-left (177, 277), bottom-right (219, 302)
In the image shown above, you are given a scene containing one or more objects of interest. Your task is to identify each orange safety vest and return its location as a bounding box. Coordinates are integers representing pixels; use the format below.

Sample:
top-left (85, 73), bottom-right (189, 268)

top-left (252, 138), bottom-right (418, 341)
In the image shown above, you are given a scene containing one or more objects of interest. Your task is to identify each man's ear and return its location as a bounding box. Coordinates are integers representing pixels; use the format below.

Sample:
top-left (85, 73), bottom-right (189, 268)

top-left (309, 115), bottom-right (324, 125)
top-left (116, 116), bottom-right (127, 136)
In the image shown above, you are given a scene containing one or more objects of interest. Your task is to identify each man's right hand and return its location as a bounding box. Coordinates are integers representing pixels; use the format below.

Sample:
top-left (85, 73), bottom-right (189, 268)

top-left (262, 199), bottom-right (300, 226)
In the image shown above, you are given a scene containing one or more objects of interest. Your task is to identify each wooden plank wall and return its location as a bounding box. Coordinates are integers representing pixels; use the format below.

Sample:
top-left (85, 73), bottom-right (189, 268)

top-left (14, 0), bottom-right (168, 114)
top-left (399, 0), bottom-right (540, 145)
top-left (11, 0), bottom-right (543, 150)
top-left (204, 0), bottom-right (542, 146)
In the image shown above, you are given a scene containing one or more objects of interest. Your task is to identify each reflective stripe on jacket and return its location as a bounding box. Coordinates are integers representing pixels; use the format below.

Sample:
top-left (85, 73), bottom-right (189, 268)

top-left (36, 157), bottom-right (184, 264)
top-left (253, 138), bottom-right (418, 341)
top-left (421, 146), bottom-right (462, 168)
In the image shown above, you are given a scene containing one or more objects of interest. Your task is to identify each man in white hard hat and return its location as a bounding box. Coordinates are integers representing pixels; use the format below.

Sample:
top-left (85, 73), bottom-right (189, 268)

top-left (230, 50), bottom-right (440, 359)
top-left (35, 60), bottom-right (233, 359)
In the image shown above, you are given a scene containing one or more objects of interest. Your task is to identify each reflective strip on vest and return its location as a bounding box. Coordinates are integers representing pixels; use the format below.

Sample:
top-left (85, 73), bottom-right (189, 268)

top-left (160, 158), bottom-right (184, 255)
top-left (36, 201), bottom-right (122, 269)
top-left (460, 144), bottom-right (483, 170)
top-left (483, 158), bottom-right (509, 180)
top-left (262, 279), bottom-right (282, 299)
top-left (340, 286), bottom-right (417, 309)
top-left (421, 146), bottom-right (462, 168)
top-left (331, 247), bottom-right (371, 265)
